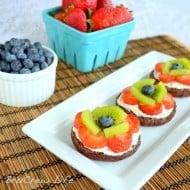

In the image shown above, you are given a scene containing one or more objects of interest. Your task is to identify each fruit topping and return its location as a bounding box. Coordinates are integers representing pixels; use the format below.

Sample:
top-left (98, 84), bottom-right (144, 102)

top-left (162, 93), bottom-right (175, 109)
top-left (107, 133), bottom-right (132, 153)
top-left (81, 110), bottom-right (101, 135)
top-left (73, 106), bottom-right (140, 152)
top-left (139, 102), bottom-right (162, 115)
top-left (78, 125), bottom-right (107, 148)
top-left (175, 75), bottom-right (190, 85)
top-left (121, 87), bottom-right (139, 105)
top-left (98, 115), bottom-right (113, 128)
top-left (152, 82), bottom-right (167, 102)
top-left (131, 85), bottom-right (155, 106)
top-left (158, 73), bottom-right (175, 83)
top-left (126, 114), bottom-right (140, 133)
top-left (121, 78), bottom-right (174, 115)
top-left (141, 85), bottom-right (155, 96)
top-left (155, 58), bottom-right (190, 84)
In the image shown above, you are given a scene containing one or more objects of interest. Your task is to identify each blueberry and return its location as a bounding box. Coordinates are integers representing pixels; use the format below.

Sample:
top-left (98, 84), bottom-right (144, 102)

top-left (16, 51), bottom-right (27, 60)
top-left (0, 44), bottom-right (4, 50)
top-left (44, 50), bottom-right (53, 59)
top-left (4, 41), bottom-right (12, 51)
top-left (28, 53), bottom-right (40, 62)
top-left (1, 50), bottom-right (6, 60)
top-left (141, 85), bottom-right (155, 96)
top-left (31, 65), bottom-right (40, 72)
top-left (10, 60), bottom-right (22, 72)
top-left (19, 67), bottom-right (31, 74)
top-left (171, 62), bottom-right (183, 70)
top-left (10, 38), bottom-right (22, 47)
top-left (46, 57), bottom-right (53, 65)
top-left (11, 46), bottom-right (21, 54)
top-left (38, 55), bottom-right (45, 63)
top-left (27, 46), bottom-right (38, 55)
top-left (34, 42), bottom-right (42, 49)
top-left (23, 59), bottom-right (34, 68)
top-left (5, 52), bottom-right (17, 62)
top-left (40, 62), bottom-right (48, 70)
top-left (0, 60), bottom-right (10, 72)
top-left (98, 116), bottom-right (113, 128)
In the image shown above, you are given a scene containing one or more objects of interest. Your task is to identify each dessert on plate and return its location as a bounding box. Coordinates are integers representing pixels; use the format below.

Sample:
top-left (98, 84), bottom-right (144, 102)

top-left (71, 106), bottom-right (141, 161)
top-left (116, 78), bottom-right (176, 126)
top-left (150, 58), bottom-right (190, 97)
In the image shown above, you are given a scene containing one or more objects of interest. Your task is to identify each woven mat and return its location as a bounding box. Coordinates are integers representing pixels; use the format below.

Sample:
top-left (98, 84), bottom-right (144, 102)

top-left (0, 35), bottom-right (190, 190)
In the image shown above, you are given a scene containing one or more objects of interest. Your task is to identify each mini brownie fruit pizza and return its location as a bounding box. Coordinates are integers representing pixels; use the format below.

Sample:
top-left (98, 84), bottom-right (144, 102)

top-left (71, 106), bottom-right (141, 161)
top-left (116, 78), bottom-right (176, 126)
top-left (150, 58), bottom-right (190, 97)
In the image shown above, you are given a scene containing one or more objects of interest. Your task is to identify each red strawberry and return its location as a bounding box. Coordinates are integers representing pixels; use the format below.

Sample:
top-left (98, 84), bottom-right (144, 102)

top-left (162, 93), bottom-right (175, 109)
top-left (62, 0), bottom-right (97, 11)
top-left (139, 102), bottom-right (162, 115)
top-left (54, 11), bottom-right (64, 21)
top-left (97, 0), bottom-right (113, 8)
top-left (63, 7), bottom-right (87, 32)
top-left (107, 133), bottom-right (132, 153)
top-left (175, 75), bottom-right (190, 85)
top-left (121, 87), bottom-right (139, 105)
top-left (91, 5), bottom-right (133, 31)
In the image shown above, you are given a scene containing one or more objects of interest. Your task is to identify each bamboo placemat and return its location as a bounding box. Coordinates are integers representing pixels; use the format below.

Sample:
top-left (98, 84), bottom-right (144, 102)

top-left (0, 35), bottom-right (190, 190)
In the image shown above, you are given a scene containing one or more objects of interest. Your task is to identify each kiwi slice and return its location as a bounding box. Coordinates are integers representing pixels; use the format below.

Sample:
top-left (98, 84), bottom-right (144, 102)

top-left (131, 86), bottom-right (155, 105)
top-left (176, 58), bottom-right (190, 69)
top-left (134, 78), bottom-right (155, 89)
top-left (153, 82), bottom-right (167, 102)
top-left (81, 110), bottom-right (101, 135)
top-left (92, 106), bottom-right (126, 125)
top-left (103, 123), bottom-right (129, 138)
top-left (162, 61), bottom-right (173, 74)
top-left (170, 69), bottom-right (190, 76)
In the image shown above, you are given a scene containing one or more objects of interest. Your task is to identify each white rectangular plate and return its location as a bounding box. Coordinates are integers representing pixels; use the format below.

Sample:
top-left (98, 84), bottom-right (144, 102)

top-left (22, 51), bottom-right (190, 190)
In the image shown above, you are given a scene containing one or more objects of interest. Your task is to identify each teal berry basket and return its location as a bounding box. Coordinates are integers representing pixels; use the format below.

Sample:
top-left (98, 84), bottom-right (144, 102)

top-left (42, 6), bottom-right (135, 72)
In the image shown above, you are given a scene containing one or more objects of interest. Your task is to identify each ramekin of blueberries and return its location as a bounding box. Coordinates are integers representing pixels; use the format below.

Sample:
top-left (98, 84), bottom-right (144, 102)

top-left (0, 38), bottom-right (58, 107)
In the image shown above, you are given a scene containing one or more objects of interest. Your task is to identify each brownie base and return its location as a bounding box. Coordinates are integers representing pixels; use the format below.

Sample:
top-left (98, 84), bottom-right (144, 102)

top-left (116, 95), bottom-right (177, 127)
top-left (150, 71), bottom-right (190, 97)
top-left (71, 131), bottom-right (141, 162)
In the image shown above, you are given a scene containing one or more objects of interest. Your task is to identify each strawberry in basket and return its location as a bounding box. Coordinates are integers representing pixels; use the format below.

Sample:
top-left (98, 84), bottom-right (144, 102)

top-left (62, 0), bottom-right (97, 11)
top-left (54, 0), bottom-right (133, 32)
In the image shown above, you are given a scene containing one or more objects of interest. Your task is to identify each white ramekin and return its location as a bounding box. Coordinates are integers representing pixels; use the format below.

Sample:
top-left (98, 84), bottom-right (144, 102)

top-left (0, 46), bottom-right (58, 107)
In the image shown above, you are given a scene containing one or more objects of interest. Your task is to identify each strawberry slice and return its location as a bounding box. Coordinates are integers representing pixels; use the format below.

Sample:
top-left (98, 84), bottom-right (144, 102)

top-left (126, 114), bottom-right (140, 133)
top-left (139, 102), bottom-right (162, 115)
top-left (74, 112), bottom-right (83, 129)
top-left (107, 133), bottom-right (132, 153)
top-left (121, 87), bottom-right (139, 105)
top-left (78, 125), bottom-right (107, 149)
top-left (155, 62), bottom-right (163, 72)
top-left (162, 93), bottom-right (175, 109)
top-left (175, 75), bottom-right (190, 85)
top-left (158, 73), bottom-right (175, 83)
